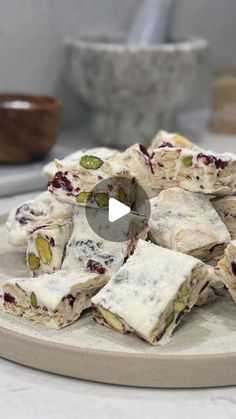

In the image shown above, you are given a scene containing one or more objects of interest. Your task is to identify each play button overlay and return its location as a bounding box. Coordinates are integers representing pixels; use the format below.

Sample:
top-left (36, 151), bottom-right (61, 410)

top-left (85, 176), bottom-right (150, 242)
top-left (109, 198), bottom-right (130, 223)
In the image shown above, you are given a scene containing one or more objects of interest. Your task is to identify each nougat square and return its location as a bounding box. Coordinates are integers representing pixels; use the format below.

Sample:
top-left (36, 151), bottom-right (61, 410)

top-left (3, 271), bottom-right (108, 329)
top-left (149, 187), bottom-right (230, 260)
top-left (92, 240), bottom-right (209, 345)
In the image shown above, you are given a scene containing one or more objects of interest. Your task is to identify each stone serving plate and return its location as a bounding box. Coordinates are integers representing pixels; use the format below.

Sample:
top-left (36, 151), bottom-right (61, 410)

top-left (0, 214), bottom-right (236, 388)
top-left (65, 38), bottom-right (208, 148)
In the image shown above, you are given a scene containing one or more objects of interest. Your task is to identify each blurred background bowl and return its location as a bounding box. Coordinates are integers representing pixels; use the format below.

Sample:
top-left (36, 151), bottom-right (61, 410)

top-left (65, 37), bottom-right (208, 147)
top-left (0, 93), bottom-right (61, 164)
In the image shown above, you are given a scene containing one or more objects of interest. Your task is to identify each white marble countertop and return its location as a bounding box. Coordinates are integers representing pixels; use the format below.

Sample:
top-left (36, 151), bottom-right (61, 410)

top-left (1, 131), bottom-right (236, 418)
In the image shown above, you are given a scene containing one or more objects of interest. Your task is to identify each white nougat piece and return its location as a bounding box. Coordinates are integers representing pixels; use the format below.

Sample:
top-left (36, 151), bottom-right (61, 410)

top-left (62, 208), bottom-right (148, 275)
top-left (149, 188), bottom-right (230, 261)
top-left (149, 130), bottom-right (199, 151)
top-left (216, 240), bottom-right (236, 302)
top-left (48, 155), bottom-right (133, 208)
top-left (27, 221), bottom-right (72, 277)
top-left (6, 191), bottom-right (73, 247)
top-left (151, 147), bottom-right (236, 195)
top-left (116, 143), bottom-right (154, 198)
top-left (213, 196), bottom-right (236, 240)
top-left (92, 240), bottom-right (209, 345)
top-left (3, 271), bottom-right (108, 329)
top-left (195, 265), bottom-right (229, 306)
top-left (151, 147), bottom-right (180, 191)
top-left (43, 147), bottom-right (119, 180)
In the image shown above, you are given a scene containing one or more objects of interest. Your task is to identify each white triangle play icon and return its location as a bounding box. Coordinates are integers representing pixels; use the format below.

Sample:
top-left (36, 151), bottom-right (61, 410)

top-left (108, 198), bottom-right (130, 223)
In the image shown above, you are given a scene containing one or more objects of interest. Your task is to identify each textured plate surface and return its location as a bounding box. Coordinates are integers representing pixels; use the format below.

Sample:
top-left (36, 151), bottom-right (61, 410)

top-left (0, 214), bottom-right (236, 388)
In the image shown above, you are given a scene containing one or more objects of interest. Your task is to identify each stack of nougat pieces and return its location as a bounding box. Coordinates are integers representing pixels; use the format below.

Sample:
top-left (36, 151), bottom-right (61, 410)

top-left (3, 130), bottom-right (236, 345)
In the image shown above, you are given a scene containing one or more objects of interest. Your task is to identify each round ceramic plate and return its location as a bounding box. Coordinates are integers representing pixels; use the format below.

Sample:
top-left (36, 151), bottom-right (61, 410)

top-left (0, 214), bottom-right (236, 388)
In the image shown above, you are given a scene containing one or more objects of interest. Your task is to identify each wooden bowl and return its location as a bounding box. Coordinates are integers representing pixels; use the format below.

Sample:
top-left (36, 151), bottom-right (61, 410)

top-left (0, 93), bottom-right (62, 163)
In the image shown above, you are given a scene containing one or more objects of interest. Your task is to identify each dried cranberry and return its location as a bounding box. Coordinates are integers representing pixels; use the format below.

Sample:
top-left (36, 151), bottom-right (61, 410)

top-left (86, 259), bottom-right (106, 274)
top-left (231, 262), bottom-right (236, 276)
top-left (139, 144), bottom-right (150, 158)
top-left (50, 237), bottom-right (55, 247)
top-left (50, 171), bottom-right (73, 192)
top-left (197, 154), bottom-right (228, 170)
top-left (197, 153), bottom-right (215, 166)
top-left (215, 159), bottom-right (228, 169)
top-left (139, 144), bottom-right (154, 174)
top-left (4, 293), bottom-right (16, 304)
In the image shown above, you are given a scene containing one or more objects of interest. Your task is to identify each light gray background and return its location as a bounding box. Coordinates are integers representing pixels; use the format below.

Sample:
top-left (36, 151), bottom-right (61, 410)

top-left (0, 0), bottom-right (235, 127)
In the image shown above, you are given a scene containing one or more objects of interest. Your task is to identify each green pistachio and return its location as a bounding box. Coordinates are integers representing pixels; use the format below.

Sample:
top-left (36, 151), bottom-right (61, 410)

top-left (118, 187), bottom-right (126, 203)
top-left (181, 282), bottom-right (189, 297)
top-left (30, 292), bottom-right (37, 308)
top-left (28, 253), bottom-right (40, 271)
top-left (165, 311), bottom-right (175, 328)
top-left (95, 192), bottom-right (109, 208)
top-left (97, 305), bottom-right (124, 333)
top-left (35, 236), bottom-right (52, 265)
top-left (80, 155), bottom-right (104, 170)
top-left (173, 298), bottom-right (186, 313)
top-left (182, 155), bottom-right (193, 168)
top-left (76, 191), bottom-right (92, 204)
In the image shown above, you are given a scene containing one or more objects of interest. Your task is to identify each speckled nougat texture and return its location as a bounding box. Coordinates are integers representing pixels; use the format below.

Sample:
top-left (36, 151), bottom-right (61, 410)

top-left (151, 147), bottom-right (236, 195)
top-left (149, 187), bottom-right (230, 261)
top-left (3, 271), bottom-right (108, 329)
top-left (92, 240), bottom-right (209, 345)
top-left (216, 240), bottom-right (236, 302)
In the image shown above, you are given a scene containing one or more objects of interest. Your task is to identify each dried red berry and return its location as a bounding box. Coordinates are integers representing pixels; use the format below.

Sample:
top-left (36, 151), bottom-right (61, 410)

top-left (50, 237), bottom-right (55, 247)
top-left (197, 153), bottom-right (215, 166)
top-left (215, 159), bottom-right (229, 169)
top-left (50, 171), bottom-right (73, 192)
top-left (86, 259), bottom-right (106, 274)
top-left (139, 144), bottom-right (154, 174)
top-left (4, 293), bottom-right (16, 304)
top-left (139, 144), bottom-right (150, 158)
